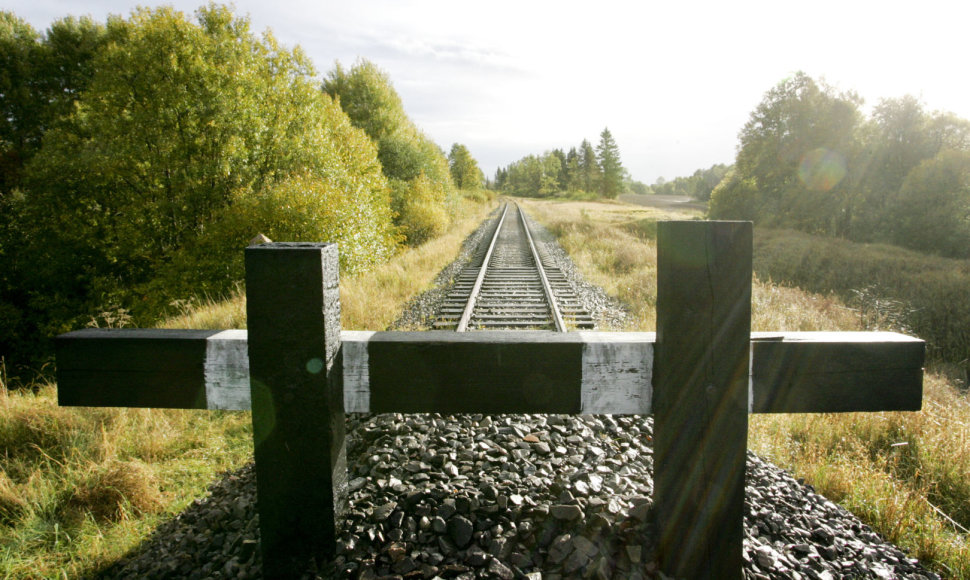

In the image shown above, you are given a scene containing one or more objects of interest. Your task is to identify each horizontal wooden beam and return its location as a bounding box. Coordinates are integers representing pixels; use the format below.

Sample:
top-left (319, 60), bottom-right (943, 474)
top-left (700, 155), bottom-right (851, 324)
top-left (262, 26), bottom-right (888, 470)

top-left (55, 329), bottom-right (249, 410)
top-left (56, 329), bottom-right (924, 414)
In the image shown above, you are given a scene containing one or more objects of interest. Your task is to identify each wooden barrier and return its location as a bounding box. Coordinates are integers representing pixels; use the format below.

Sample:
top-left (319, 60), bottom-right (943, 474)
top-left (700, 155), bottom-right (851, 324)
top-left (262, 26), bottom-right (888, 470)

top-left (55, 223), bottom-right (925, 579)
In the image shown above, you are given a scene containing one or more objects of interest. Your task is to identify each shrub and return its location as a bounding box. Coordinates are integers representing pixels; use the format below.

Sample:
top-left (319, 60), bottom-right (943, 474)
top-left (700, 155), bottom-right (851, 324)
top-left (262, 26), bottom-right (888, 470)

top-left (391, 174), bottom-right (451, 246)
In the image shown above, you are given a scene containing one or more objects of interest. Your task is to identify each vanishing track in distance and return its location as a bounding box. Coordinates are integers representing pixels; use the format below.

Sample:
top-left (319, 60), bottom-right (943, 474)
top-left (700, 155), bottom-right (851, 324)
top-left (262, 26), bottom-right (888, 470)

top-left (433, 203), bottom-right (594, 331)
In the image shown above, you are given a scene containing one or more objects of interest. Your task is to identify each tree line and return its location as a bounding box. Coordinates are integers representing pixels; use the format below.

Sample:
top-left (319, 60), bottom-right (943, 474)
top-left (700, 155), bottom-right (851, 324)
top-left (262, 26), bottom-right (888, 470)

top-left (708, 72), bottom-right (970, 258)
top-left (649, 164), bottom-right (731, 201)
top-left (0, 6), bottom-right (484, 371)
top-left (494, 128), bottom-right (640, 199)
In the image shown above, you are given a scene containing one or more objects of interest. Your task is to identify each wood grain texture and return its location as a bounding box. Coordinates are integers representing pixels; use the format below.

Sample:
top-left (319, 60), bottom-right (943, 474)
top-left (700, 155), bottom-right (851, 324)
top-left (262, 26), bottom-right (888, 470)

top-left (654, 220), bottom-right (752, 580)
top-left (56, 330), bottom-right (924, 415)
top-left (245, 243), bottom-right (346, 576)
top-left (578, 331), bottom-right (654, 413)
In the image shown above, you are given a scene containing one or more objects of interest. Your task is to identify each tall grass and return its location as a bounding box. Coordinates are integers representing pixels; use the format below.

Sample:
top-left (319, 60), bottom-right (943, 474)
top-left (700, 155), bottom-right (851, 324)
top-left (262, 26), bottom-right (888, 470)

top-left (0, 380), bottom-right (253, 578)
top-left (1, 193), bottom-right (496, 577)
top-left (754, 227), bottom-right (970, 367)
top-left (523, 198), bottom-right (970, 578)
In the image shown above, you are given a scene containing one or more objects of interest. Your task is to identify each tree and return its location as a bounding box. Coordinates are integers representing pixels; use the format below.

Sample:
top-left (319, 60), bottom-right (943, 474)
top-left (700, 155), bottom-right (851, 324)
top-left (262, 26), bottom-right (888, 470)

top-left (323, 58), bottom-right (454, 244)
top-left (3, 5), bottom-right (397, 367)
top-left (730, 72), bottom-right (862, 232)
top-left (448, 143), bottom-right (483, 189)
top-left (886, 150), bottom-right (970, 257)
top-left (0, 14), bottom-right (106, 195)
top-left (578, 139), bottom-right (600, 193)
top-left (596, 128), bottom-right (625, 198)
top-left (565, 147), bottom-right (582, 191)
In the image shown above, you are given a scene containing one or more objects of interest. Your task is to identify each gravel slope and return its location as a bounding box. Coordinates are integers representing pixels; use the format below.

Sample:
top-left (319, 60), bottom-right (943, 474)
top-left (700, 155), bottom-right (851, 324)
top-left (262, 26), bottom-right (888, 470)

top-left (95, 207), bottom-right (940, 580)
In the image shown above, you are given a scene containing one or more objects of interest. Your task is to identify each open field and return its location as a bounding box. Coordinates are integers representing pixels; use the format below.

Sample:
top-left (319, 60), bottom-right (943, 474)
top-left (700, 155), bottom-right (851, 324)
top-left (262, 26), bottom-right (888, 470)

top-left (521, 197), bottom-right (969, 578)
top-left (1, 195), bottom-right (967, 577)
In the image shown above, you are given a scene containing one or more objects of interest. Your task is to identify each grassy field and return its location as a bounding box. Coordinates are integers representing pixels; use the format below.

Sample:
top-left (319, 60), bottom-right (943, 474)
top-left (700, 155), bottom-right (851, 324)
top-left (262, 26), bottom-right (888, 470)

top-left (2, 195), bottom-right (967, 577)
top-left (0, 195), bottom-right (496, 578)
top-left (520, 197), bottom-right (969, 578)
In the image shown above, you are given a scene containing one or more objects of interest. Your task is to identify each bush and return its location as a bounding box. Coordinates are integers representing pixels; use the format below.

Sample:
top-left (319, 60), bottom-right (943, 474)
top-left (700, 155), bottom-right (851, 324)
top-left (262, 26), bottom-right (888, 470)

top-left (391, 174), bottom-right (451, 246)
top-left (1, 7), bottom-right (401, 368)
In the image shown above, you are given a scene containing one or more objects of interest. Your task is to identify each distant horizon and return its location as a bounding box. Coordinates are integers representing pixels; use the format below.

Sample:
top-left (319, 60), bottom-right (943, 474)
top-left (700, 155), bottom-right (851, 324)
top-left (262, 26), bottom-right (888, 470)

top-left (8, 0), bottom-right (970, 183)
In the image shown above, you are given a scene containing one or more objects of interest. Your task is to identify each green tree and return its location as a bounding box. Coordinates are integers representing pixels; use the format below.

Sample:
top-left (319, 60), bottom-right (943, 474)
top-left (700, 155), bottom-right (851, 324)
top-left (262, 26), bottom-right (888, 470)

top-left (886, 150), bottom-right (970, 257)
top-left (596, 128), bottom-right (624, 198)
top-left (578, 139), bottom-right (600, 193)
top-left (3, 5), bottom-right (397, 367)
top-left (323, 58), bottom-right (454, 244)
top-left (448, 143), bottom-right (483, 189)
top-left (0, 14), bottom-right (107, 195)
top-left (724, 72), bottom-right (862, 232)
top-left (565, 147), bottom-right (583, 191)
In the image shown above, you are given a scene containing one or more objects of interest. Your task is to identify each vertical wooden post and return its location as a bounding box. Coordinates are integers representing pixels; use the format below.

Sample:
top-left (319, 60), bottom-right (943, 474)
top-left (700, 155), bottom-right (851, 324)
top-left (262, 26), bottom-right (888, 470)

top-left (654, 221), bottom-right (752, 579)
top-left (245, 243), bottom-right (347, 578)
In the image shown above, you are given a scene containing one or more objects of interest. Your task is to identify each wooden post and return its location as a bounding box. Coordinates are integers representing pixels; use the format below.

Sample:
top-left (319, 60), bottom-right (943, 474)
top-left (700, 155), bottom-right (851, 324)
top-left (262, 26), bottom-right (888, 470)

top-left (245, 243), bottom-right (347, 578)
top-left (654, 221), bottom-right (752, 579)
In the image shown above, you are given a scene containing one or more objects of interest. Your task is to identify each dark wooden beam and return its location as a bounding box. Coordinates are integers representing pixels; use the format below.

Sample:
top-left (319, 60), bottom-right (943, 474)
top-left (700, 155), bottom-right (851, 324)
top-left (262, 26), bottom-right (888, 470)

top-left (245, 242), bottom-right (346, 577)
top-left (653, 220), bottom-right (751, 580)
top-left (751, 331), bottom-right (924, 413)
top-left (56, 330), bottom-right (924, 415)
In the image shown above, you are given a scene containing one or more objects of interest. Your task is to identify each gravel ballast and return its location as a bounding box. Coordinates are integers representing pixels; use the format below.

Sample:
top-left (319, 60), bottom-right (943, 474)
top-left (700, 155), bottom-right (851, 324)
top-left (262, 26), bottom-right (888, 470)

top-left (96, 206), bottom-right (940, 579)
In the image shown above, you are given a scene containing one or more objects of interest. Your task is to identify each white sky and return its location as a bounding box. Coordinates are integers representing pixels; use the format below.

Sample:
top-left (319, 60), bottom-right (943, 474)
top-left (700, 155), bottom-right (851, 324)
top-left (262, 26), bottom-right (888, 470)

top-left (9, 0), bottom-right (970, 183)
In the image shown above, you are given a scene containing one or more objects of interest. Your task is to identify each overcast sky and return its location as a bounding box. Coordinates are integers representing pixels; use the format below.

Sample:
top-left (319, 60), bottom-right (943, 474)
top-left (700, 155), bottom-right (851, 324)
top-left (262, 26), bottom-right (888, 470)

top-left (9, 0), bottom-right (970, 183)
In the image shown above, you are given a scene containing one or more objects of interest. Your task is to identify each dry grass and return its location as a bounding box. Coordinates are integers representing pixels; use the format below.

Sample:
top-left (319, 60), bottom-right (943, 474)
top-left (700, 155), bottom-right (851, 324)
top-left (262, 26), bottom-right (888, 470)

top-left (521, 196), bottom-right (970, 578)
top-left (162, 196), bottom-right (499, 332)
top-left (0, 383), bottom-right (253, 578)
top-left (341, 197), bottom-right (498, 330)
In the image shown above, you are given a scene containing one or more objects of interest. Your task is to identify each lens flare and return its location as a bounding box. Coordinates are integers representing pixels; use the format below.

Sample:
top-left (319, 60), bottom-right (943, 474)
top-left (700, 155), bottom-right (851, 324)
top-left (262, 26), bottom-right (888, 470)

top-left (798, 148), bottom-right (847, 191)
top-left (306, 357), bottom-right (325, 374)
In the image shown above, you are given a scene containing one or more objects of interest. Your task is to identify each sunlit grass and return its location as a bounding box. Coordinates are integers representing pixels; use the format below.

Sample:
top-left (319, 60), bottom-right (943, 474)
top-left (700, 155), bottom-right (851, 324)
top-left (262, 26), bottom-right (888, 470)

top-left (0, 382), bottom-right (253, 578)
top-left (2, 193), bottom-right (497, 577)
top-left (522, 196), bottom-right (970, 579)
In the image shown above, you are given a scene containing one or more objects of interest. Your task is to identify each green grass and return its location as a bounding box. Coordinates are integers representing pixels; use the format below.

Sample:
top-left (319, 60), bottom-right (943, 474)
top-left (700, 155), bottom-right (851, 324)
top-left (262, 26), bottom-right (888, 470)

top-left (0, 381), bottom-right (253, 578)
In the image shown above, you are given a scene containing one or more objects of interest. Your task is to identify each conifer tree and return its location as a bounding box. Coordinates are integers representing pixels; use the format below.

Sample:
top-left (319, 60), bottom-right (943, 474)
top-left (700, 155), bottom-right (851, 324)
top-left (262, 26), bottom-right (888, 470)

top-left (596, 127), bottom-right (625, 198)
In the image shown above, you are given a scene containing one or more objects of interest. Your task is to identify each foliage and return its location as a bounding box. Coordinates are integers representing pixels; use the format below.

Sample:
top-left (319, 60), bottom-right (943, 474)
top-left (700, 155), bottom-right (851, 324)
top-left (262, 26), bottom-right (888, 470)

top-left (651, 163), bottom-right (730, 201)
top-left (709, 72), bottom-right (970, 258)
top-left (389, 173), bottom-right (450, 246)
top-left (596, 128), bottom-right (625, 198)
top-left (0, 13), bottom-right (107, 194)
top-left (448, 143), bottom-right (484, 190)
top-left (0, 5), bottom-right (398, 369)
top-left (495, 130), bottom-right (629, 199)
top-left (323, 58), bottom-right (456, 245)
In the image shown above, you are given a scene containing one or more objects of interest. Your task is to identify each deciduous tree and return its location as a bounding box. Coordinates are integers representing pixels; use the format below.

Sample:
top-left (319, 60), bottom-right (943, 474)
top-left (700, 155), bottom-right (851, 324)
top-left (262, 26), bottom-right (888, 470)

top-left (448, 143), bottom-right (484, 190)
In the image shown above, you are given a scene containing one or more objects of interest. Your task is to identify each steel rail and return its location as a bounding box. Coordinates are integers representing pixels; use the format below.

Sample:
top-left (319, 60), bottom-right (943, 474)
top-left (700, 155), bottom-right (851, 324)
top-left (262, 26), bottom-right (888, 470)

top-left (456, 203), bottom-right (509, 332)
top-left (516, 204), bottom-right (567, 332)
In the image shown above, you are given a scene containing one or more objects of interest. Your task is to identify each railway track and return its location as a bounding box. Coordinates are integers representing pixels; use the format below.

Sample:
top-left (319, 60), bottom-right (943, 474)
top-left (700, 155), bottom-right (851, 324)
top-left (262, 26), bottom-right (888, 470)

top-left (433, 203), bottom-right (595, 331)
